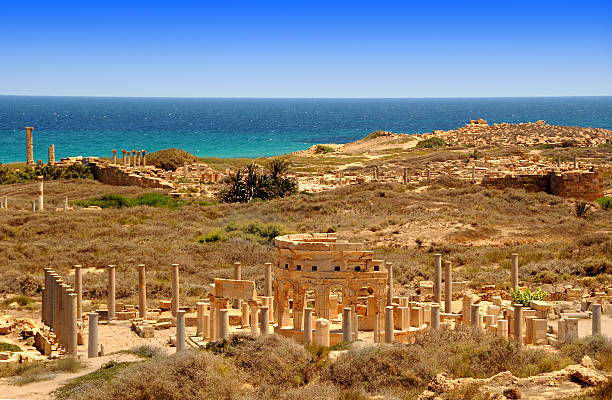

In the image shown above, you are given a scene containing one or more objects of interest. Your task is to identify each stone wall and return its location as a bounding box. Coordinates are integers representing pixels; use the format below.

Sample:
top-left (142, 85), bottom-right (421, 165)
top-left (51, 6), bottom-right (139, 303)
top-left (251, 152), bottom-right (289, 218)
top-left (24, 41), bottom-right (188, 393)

top-left (88, 162), bottom-right (174, 190)
top-left (481, 167), bottom-right (603, 201)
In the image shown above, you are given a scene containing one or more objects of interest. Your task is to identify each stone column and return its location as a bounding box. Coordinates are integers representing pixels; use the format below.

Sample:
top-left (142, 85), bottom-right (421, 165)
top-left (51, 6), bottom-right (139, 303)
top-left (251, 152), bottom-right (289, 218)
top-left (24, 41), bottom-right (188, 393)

top-left (470, 304), bottom-right (481, 330)
top-left (592, 304), bottom-right (602, 336)
top-left (264, 262), bottom-right (273, 297)
top-left (171, 264), bottom-right (179, 317)
top-left (183, 162), bottom-right (188, 178)
top-left (132, 150), bottom-right (136, 168)
top-left (403, 167), bottom-right (408, 185)
top-left (433, 254), bottom-right (442, 305)
top-left (566, 318), bottom-right (578, 342)
top-left (112, 150), bottom-right (117, 165)
top-left (511, 254), bottom-right (519, 289)
top-left (557, 155), bottom-right (561, 167)
top-left (42, 269), bottom-right (50, 325)
top-left (431, 303), bottom-right (440, 331)
top-left (209, 300), bottom-right (216, 341)
top-left (444, 261), bottom-right (453, 313)
top-left (2, 196), bottom-right (7, 209)
top-left (138, 264), bottom-right (147, 319)
top-left (122, 150), bottom-right (127, 167)
top-left (514, 304), bottom-right (523, 346)
top-left (427, 168), bottom-right (431, 184)
top-left (241, 302), bottom-right (250, 328)
top-left (31, 201), bottom-right (36, 212)
top-left (136, 151), bottom-right (141, 168)
top-left (55, 280), bottom-right (64, 346)
top-left (342, 307), bottom-right (352, 342)
top-left (63, 197), bottom-right (68, 211)
top-left (385, 306), bottom-right (394, 343)
top-left (259, 306), bottom-right (270, 335)
top-left (462, 293), bottom-right (473, 325)
top-left (249, 302), bottom-right (259, 336)
top-left (233, 262), bottom-right (241, 309)
top-left (176, 310), bottom-right (186, 352)
top-left (303, 307), bottom-right (313, 345)
top-left (48, 144), bottom-right (55, 165)
top-left (107, 265), bottom-right (116, 322)
top-left (219, 309), bottom-right (229, 340)
top-left (67, 292), bottom-right (78, 355)
top-left (141, 150), bottom-right (146, 167)
top-left (315, 318), bottom-right (330, 346)
top-left (73, 265), bottom-right (82, 321)
top-left (88, 313), bottom-right (99, 358)
top-left (37, 176), bottom-right (44, 211)
top-left (386, 262), bottom-right (393, 306)
top-left (26, 127), bottom-right (34, 165)
top-left (195, 302), bottom-right (205, 337)
top-left (262, 296), bottom-right (274, 324)
top-left (497, 319), bottom-right (508, 338)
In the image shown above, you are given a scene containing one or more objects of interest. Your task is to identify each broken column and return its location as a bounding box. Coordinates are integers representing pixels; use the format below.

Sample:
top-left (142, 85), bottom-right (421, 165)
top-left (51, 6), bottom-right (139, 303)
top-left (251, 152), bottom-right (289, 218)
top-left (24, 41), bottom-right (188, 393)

top-left (73, 265), bottom-right (82, 321)
top-left (433, 254), bottom-right (442, 305)
top-left (592, 303), bottom-right (602, 336)
top-left (107, 265), bottom-right (116, 322)
top-left (566, 318), bottom-right (579, 342)
top-left (63, 197), bottom-right (68, 211)
top-left (497, 319), bottom-right (508, 339)
top-left (303, 307), bottom-right (313, 345)
top-left (233, 262), bottom-right (241, 309)
top-left (264, 262), bottom-right (273, 297)
top-left (514, 304), bottom-right (523, 346)
top-left (25, 127), bottom-right (34, 165)
top-left (138, 264), bottom-right (147, 319)
top-left (48, 144), bottom-right (55, 165)
top-left (444, 261), bottom-right (453, 313)
top-left (176, 310), bottom-right (186, 352)
top-left (171, 263), bottom-right (179, 317)
top-left (511, 254), bottom-right (519, 289)
top-left (315, 318), bottom-right (330, 346)
top-left (385, 306), bottom-right (394, 343)
top-left (219, 309), bottom-right (229, 340)
top-left (342, 307), bottom-right (352, 342)
top-left (88, 313), bottom-right (99, 358)
top-left (470, 304), bottom-right (481, 330)
top-left (259, 306), bottom-right (270, 335)
top-left (462, 293), bottom-right (473, 325)
top-left (37, 176), bottom-right (44, 211)
top-left (431, 303), bottom-right (440, 331)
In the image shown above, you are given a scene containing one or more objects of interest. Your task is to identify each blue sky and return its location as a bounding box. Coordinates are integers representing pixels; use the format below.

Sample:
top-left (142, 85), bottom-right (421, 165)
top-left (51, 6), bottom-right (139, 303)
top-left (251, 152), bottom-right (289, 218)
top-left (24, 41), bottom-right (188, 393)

top-left (1, 1), bottom-right (610, 97)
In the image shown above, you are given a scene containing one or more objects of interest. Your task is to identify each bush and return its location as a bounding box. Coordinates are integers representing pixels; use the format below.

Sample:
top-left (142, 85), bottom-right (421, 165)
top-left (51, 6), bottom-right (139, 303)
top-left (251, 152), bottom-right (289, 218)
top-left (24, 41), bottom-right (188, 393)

top-left (74, 193), bottom-right (183, 209)
top-left (224, 220), bottom-right (291, 244)
top-left (0, 342), bottom-right (21, 352)
top-left (198, 230), bottom-right (227, 243)
top-left (2, 295), bottom-right (35, 307)
top-left (313, 145), bottom-right (335, 154)
top-left (596, 196), bottom-right (612, 211)
top-left (573, 201), bottom-right (592, 218)
top-left (219, 160), bottom-right (298, 203)
top-left (146, 148), bottom-right (198, 171)
top-left (510, 287), bottom-right (547, 307)
top-left (0, 161), bottom-right (93, 185)
top-left (417, 137), bottom-right (447, 148)
top-left (130, 345), bottom-right (164, 358)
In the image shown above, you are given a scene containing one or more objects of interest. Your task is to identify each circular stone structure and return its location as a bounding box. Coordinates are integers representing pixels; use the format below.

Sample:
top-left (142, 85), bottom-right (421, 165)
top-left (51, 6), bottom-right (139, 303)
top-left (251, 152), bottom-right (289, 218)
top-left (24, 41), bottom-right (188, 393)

top-left (272, 233), bottom-right (390, 343)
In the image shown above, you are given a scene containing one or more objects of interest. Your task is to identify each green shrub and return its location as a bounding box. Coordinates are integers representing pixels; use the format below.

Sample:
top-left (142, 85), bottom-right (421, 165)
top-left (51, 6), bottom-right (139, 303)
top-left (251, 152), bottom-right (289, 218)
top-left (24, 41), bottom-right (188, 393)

top-left (416, 137), bottom-right (447, 148)
top-left (130, 345), bottom-right (164, 359)
top-left (219, 160), bottom-right (298, 203)
top-left (313, 145), bottom-right (335, 154)
top-left (198, 230), bottom-right (227, 243)
top-left (224, 220), bottom-right (290, 244)
top-left (2, 295), bottom-right (35, 307)
top-left (74, 193), bottom-right (183, 209)
top-left (573, 201), bottom-right (592, 218)
top-left (0, 161), bottom-right (93, 185)
top-left (596, 196), bottom-right (612, 211)
top-left (146, 148), bottom-right (198, 171)
top-left (510, 287), bottom-right (547, 307)
top-left (0, 342), bottom-right (22, 352)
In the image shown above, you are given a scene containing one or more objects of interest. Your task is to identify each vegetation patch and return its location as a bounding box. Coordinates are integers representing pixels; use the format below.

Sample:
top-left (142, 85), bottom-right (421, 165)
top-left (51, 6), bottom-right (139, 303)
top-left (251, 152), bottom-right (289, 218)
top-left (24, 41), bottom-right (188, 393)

top-left (55, 360), bottom-right (136, 400)
top-left (197, 229), bottom-right (227, 244)
top-left (224, 219), bottom-right (290, 244)
top-left (0, 357), bottom-right (83, 385)
top-left (2, 295), bottom-right (35, 308)
top-left (510, 287), bottom-right (547, 307)
top-left (74, 193), bottom-right (183, 209)
top-left (417, 137), bottom-right (447, 148)
top-left (596, 196), bottom-right (612, 211)
top-left (313, 144), bottom-right (335, 154)
top-left (220, 159), bottom-right (298, 203)
top-left (146, 148), bottom-right (198, 171)
top-left (0, 342), bottom-right (22, 352)
top-left (0, 161), bottom-right (93, 185)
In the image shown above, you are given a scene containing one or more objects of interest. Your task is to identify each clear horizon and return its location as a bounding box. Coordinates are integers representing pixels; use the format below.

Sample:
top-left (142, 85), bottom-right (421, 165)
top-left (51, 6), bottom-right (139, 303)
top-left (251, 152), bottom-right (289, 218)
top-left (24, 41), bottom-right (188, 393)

top-left (1, 1), bottom-right (611, 98)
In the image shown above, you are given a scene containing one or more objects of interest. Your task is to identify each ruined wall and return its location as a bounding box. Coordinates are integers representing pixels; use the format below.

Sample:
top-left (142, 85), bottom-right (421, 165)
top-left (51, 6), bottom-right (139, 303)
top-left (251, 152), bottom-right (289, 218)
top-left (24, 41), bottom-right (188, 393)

top-left (89, 162), bottom-right (174, 190)
top-left (481, 167), bottom-right (603, 201)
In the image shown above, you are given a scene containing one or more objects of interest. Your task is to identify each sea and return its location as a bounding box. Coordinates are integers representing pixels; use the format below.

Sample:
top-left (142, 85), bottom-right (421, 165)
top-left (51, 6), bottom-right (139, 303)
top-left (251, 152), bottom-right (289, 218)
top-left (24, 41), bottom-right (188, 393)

top-left (1, 96), bottom-right (611, 164)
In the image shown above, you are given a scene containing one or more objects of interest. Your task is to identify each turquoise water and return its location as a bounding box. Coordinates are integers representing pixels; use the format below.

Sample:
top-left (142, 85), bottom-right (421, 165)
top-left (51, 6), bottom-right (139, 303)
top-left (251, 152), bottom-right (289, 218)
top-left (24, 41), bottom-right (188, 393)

top-left (1, 96), bottom-right (611, 164)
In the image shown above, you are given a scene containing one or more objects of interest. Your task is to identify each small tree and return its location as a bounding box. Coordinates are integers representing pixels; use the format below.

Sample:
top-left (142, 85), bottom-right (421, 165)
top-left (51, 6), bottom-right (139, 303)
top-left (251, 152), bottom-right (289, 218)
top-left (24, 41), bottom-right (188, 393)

top-left (510, 287), bottom-right (547, 308)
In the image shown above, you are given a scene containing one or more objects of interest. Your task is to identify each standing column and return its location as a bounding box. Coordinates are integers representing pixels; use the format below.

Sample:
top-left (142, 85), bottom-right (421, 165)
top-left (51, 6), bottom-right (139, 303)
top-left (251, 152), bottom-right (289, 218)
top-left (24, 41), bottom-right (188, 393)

top-left (303, 307), bottom-right (313, 345)
top-left (386, 262), bottom-right (393, 305)
top-left (514, 304), bottom-right (523, 346)
top-left (403, 167), bottom-right (408, 185)
top-left (592, 304), bottom-right (602, 336)
top-left (138, 264), bottom-right (147, 319)
top-left (233, 262), bottom-right (241, 309)
top-left (73, 265), bottom-right (82, 321)
top-left (183, 162), bottom-right (188, 178)
top-left (111, 150), bottom-right (117, 165)
top-left (48, 145), bottom-right (55, 165)
top-left (67, 292), bottom-right (78, 355)
top-left (557, 155), bottom-right (561, 167)
top-left (209, 300), bottom-right (216, 341)
top-left (63, 197), bottom-right (68, 211)
top-left (176, 310), bottom-right (186, 352)
top-left (42, 268), bottom-right (51, 325)
top-left (55, 279), bottom-right (64, 346)
top-left (122, 150), bottom-right (127, 167)
top-left (132, 150), bottom-right (136, 168)
top-left (511, 254), bottom-right (519, 289)
top-left (2, 196), bottom-right (7, 209)
top-left (384, 306), bottom-right (394, 343)
top-left (196, 302), bottom-right (206, 336)
top-left (25, 127), bottom-right (34, 165)
top-left (259, 306), bottom-right (270, 335)
top-left (427, 168), bottom-right (431, 184)
top-left (219, 309), bottom-right (229, 340)
top-left (141, 150), bottom-right (146, 167)
top-left (171, 264), bottom-right (180, 317)
top-left (470, 304), bottom-right (481, 330)
top-left (107, 265), bottom-right (116, 322)
top-left (241, 302), bottom-right (250, 328)
top-left (31, 201), bottom-right (36, 212)
top-left (433, 254), bottom-right (442, 305)
top-left (444, 261), bottom-right (453, 313)
top-left (37, 176), bottom-right (44, 211)
top-left (249, 303), bottom-right (259, 335)
top-left (342, 307), bottom-right (352, 342)
top-left (264, 263), bottom-right (273, 297)
top-left (88, 313), bottom-right (99, 358)
top-left (431, 303), bottom-right (440, 331)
